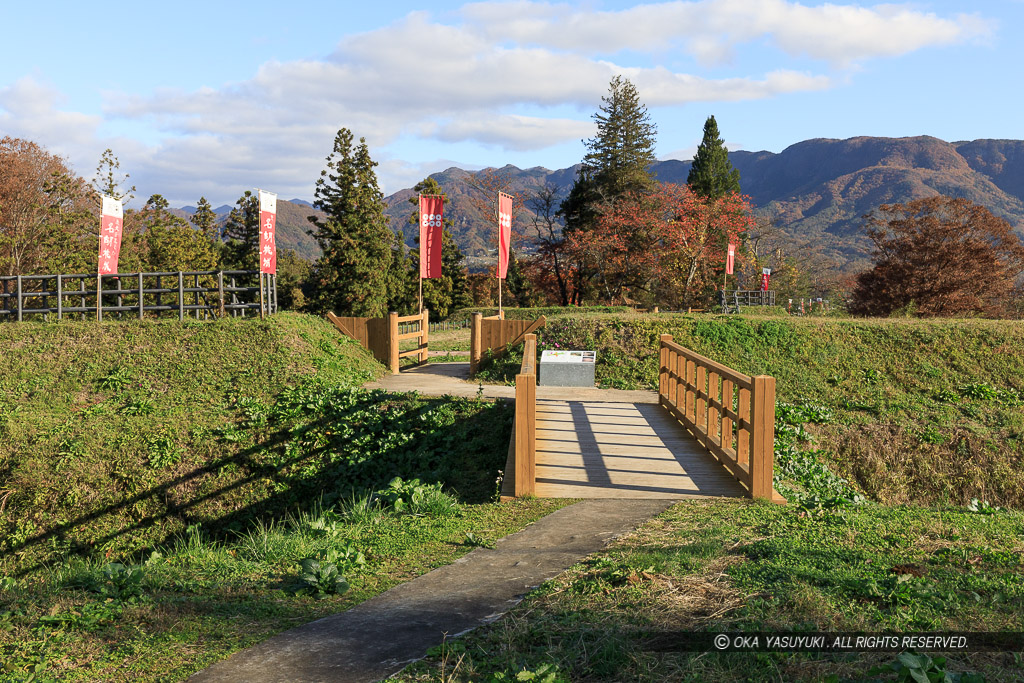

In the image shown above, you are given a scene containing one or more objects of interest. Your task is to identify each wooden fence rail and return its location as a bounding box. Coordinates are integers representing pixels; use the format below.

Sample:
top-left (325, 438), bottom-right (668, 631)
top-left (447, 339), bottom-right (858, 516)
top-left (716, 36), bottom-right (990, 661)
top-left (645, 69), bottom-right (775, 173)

top-left (327, 309), bottom-right (429, 374)
top-left (469, 312), bottom-right (546, 374)
top-left (502, 333), bottom-right (537, 498)
top-left (658, 334), bottom-right (782, 502)
top-left (0, 270), bottom-right (274, 321)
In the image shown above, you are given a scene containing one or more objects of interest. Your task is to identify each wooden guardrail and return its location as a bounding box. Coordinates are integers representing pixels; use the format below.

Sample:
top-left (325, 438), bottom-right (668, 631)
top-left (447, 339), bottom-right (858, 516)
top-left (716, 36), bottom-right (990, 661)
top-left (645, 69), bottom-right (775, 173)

top-left (658, 334), bottom-right (782, 502)
top-left (327, 309), bottom-right (429, 374)
top-left (469, 312), bottom-right (547, 374)
top-left (501, 333), bottom-right (537, 499)
top-left (0, 270), bottom-right (270, 321)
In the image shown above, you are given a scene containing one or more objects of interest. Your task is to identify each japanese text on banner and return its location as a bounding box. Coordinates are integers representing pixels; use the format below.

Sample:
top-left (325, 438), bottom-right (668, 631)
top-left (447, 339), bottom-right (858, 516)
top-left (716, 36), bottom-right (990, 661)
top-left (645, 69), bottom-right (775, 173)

top-left (258, 190), bottom-right (277, 275)
top-left (98, 195), bottom-right (123, 276)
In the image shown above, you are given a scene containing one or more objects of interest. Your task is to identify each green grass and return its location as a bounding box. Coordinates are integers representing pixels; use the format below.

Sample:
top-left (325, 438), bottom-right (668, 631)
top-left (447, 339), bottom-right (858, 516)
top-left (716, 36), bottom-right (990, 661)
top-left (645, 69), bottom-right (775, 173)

top-left (394, 498), bottom-right (1024, 682)
top-left (0, 313), bottom-right (572, 680)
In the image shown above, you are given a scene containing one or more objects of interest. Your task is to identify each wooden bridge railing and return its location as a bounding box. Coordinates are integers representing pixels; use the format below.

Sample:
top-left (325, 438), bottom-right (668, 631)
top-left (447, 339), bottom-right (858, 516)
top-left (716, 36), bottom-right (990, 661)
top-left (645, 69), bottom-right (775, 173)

top-left (502, 333), bottom-right (537, 498)
top-left (327, 309), bottom-right (429, 374)
top-left (658, 334), bottom-right (781, 501)
top-left (469, 312), bottom-right (546, 374)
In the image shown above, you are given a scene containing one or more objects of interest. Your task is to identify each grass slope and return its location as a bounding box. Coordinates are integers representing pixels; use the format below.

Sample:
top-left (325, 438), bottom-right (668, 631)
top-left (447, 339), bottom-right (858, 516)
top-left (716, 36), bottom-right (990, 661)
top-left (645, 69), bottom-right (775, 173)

top-left (0, 313), bottom-right (568, 681)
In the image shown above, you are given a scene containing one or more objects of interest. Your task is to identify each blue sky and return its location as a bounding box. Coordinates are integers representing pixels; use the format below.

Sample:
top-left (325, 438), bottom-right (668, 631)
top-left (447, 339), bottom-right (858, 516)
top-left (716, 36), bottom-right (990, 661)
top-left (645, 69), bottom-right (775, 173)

top-left (0, 1), bottom-right (1017, 207)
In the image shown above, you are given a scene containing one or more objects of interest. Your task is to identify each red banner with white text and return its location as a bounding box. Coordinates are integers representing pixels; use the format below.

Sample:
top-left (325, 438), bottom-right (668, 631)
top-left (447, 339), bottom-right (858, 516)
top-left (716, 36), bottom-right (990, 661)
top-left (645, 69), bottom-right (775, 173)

top-left (726, 242), bottom-right (736, 275)
top-left (98, 196), bottom-right (123, 275)
top-left (761, 268), bottom-right (771, 291)
top-left (258, 190), bottom-right (277, 274)
top-left (497, 192), bottom-right (513, 279)
top-left (419, 195), bottom-right (444, 278)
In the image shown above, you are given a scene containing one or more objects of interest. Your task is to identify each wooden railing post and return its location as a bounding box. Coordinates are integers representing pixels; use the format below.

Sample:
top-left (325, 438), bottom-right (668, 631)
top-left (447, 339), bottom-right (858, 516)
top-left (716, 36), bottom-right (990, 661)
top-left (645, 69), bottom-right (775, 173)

top-left (514, 334), bottom-right (537, 496)
top-left (750, 375), bottom-right (776, 500)
top-left (420, 309), bottom-right (429, 364)
top-left (138, 273), bottom-right (144, 320)
top-left (56, 275), bottom-right (63, 320)
top-left (177, 272), bottom-right (185, 321)
top-left (470, 312), bottom-right (482, 374)
top-left (388, 311), bottom-right (400, 374)
top-left (659, 334), bottom-right (671, 398)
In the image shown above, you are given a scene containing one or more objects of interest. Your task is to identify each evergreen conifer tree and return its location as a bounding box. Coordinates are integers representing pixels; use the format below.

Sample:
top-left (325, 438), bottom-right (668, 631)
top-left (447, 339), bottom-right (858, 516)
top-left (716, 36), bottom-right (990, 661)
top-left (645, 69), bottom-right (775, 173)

top-left (406, 177), bottom-right (472, 319)
top-left (221, 191), bottom-right (259, 270)
top-left (190, 197), bottom-right (220, 243)
top-left (307, 128), bottom-right (397, 317)
top-left (687, 115), bottom-right (741, 199)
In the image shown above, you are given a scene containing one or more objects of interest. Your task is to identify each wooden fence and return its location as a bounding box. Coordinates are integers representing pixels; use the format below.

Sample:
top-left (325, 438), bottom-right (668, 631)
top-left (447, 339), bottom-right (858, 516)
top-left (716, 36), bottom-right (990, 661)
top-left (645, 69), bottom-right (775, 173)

top-left (469, 312), bottom-right (546, 374)
top-left (0, 270), bottom-right (273, 321)
top-left (501, 333), bottom-right (537, 499)
top-left (658, 334), bottom-right (782, 502)
top-left (327, 310), bottom-right (429, 374)
top-left (728, 290), bottom-right (776, 307)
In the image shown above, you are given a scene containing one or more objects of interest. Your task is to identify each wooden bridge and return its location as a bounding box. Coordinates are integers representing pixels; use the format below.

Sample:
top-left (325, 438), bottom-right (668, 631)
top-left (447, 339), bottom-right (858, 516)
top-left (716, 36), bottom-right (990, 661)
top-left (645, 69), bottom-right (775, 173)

top-left (499, 334), bottom-right (784, 503)
top-left (329, 310), bottom-right (782, 503)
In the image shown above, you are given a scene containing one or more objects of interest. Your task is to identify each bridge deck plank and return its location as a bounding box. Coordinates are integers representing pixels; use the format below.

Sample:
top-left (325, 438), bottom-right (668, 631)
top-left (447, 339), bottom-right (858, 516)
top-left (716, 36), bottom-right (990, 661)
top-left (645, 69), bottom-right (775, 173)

top-left (532, 399), bottom-right (746, 499)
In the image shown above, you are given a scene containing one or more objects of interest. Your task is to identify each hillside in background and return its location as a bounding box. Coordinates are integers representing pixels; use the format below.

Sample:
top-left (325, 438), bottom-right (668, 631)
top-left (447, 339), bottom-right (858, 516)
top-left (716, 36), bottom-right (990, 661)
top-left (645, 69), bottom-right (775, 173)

top-left (174, 199), bottom-right (325, 262)
top-left (382, 137), bottom-right (1024, 273)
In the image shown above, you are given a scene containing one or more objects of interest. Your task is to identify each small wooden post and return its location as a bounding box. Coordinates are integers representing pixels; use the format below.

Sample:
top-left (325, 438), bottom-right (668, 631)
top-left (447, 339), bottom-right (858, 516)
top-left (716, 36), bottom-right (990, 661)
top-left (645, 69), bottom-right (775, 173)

top-left (721, 379), bottom-right (734, 453)
top-left (156, 275), bottom-right (162, 317)
top-left (514, 334), bottom-right (537, 496)
top-left (56, 275), bottom-right (63, 320)
top-left (79, 278), bottom-right (86, 320)
top-left (696, 365), bottom-right (707, 432)
top-left (138, 273), bottom-right (144, 320)
top-left (658, 334), bottom-right (671, 399)
top-left (708, 371), bottom-right (720, 443)
top-left (218, 271), bottom-right (225, 318)
top-left (737, 388), bottom-right (751, 468)
top-left (470, 312), bottom-right (483, 374)
top-left (420, 309), bottom-right (429, 364)
top-left (177, 272), bottom-right (184, 321)
top-left (388, 311), bottom-right (399, 374)
top-left (750, 375), bottom-right (776, 500)
top-left (685, 359), bottom-right (696, 422)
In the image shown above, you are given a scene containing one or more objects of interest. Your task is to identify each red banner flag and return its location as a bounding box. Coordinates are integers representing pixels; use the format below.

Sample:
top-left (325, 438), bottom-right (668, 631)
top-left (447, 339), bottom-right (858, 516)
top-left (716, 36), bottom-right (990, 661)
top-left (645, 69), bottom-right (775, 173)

top-left (98, 196), bottom-right (123, 275)
top-left (726, 242), bottom-right (736, 275)
top-left (497, 192), bottom-right (513, 279)
top-left (419, 195), bottom-right (444, 279)
top-left (761, 267), bottom-right (771, 291)
top-left (258, 190), bottom-right (277, 275)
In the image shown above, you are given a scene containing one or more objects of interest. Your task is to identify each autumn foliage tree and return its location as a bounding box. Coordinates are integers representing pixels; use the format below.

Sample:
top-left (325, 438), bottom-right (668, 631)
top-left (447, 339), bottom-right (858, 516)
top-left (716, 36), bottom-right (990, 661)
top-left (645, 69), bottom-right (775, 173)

top-left (565, 183), bottom-right (754, 306)
top-left (849, 196), bottom-right (1024, 317)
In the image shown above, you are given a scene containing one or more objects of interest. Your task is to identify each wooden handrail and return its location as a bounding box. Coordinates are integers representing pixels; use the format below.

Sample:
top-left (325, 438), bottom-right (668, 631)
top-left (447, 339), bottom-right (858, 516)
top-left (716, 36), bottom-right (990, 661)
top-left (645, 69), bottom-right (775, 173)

top-left (510, 333), bottom-right (538, 496)
top-left (659, 334), bottom-right (781, 502)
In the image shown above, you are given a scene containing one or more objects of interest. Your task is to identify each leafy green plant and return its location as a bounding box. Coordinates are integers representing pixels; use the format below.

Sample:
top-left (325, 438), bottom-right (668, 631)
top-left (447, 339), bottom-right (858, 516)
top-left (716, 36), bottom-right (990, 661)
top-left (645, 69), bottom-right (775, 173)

top-left (146, 435), bottom-right (184, 468)
top-left (290, 557), bottom-right (350, 599)
top-left (864, 651), bottom-right (987, 683)
top-left (318, 542), bottom-right (366, 574)
top-left (373, 477), bottom-right (457, 515)
top-left (489, 663), bottom-right (567, 682)
top-left (71, 562), bottom-right (147, 600)
top-left (966, 498), bottom-right (1001, 515)
top-left (119, 398), bottom-right (154, 416)
top-left (96, 367), bottom-right (132, 392)
top-left (462, 532), bottom-right (494, 549)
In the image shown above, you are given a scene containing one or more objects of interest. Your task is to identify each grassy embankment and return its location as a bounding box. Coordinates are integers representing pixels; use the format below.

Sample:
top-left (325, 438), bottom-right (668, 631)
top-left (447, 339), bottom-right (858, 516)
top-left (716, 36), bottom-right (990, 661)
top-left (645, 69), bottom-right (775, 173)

top-left (0, 313), bottom-right (565, 681)
top-left (398, 310), bottom-right (1024, 682)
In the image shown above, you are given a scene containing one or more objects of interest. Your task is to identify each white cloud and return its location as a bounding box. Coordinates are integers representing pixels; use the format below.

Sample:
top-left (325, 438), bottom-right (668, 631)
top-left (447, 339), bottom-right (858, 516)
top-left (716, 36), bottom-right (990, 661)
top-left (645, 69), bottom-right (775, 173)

top-left (462, 1), bottom-right (994, 66)
top-left (1, 2), bottom-right (994, 204)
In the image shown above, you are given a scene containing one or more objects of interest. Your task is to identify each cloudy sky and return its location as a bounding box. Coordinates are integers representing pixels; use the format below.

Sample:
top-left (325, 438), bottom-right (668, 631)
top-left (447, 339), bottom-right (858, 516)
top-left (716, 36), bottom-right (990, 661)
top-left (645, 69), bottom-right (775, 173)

top-left (0, 1), bottom-right (1014, 207)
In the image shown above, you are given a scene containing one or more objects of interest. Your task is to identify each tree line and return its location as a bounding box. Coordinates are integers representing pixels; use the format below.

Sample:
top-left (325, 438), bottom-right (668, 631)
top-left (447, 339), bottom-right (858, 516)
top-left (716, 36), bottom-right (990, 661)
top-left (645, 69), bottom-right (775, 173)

top-left (3, 75), bottom-right (1022, 319)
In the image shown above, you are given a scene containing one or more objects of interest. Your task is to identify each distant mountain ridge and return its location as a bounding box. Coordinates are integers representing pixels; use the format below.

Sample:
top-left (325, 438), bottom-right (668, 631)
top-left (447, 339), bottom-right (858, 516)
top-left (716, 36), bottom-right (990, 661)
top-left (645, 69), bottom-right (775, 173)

top-left (173, 137), bottom-right (1024, 271)
top-left (382, 136), bottom-right (1024, 271)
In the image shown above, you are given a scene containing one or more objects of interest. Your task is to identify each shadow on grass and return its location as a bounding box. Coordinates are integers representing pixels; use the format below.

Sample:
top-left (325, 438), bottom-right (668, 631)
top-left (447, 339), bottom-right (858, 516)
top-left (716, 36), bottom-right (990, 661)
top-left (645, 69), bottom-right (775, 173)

top-left (5, 390), bottom-right (512, 577)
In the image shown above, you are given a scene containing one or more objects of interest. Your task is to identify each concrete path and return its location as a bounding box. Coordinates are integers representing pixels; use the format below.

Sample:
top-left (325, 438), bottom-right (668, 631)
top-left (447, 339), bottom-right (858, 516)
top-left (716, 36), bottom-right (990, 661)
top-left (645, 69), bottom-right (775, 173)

top-left (365, 362), bottom-right (659, 404)
top-left (190, 499), bottom-right (675, 683)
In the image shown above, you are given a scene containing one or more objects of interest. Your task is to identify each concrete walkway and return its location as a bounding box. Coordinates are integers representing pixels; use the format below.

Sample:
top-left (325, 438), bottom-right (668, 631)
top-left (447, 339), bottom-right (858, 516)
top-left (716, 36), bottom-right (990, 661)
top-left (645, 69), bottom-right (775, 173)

top-left (365, 362), bottom-right (659, 404)
top-left (190, 499), bottom-right (675, 683)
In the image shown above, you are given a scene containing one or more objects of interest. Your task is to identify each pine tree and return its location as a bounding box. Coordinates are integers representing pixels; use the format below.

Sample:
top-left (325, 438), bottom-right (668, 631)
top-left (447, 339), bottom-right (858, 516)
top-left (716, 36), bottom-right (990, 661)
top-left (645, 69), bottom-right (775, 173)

top-left (191, 197), bottom-right (220, 243)
top-left (687, 115), bottom-right (741, 199)
top-left (307, 128), bottom-right (397, 317)
top-left (406, 177), bottom-right (472, 319)
top-left (221, 191), bottom-right (259, 270)
top-left (559, 75), bottom-right (658, 303)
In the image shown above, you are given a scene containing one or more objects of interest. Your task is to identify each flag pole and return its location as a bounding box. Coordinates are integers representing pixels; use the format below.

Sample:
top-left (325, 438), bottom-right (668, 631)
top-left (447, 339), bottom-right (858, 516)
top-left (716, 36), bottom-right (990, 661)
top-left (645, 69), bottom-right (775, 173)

top-left (496, 193), bottom-right (502, 318)
top-left (256, 188), bottom-right (265, 320)
top-left (418, 194), bottom-right (424, 314)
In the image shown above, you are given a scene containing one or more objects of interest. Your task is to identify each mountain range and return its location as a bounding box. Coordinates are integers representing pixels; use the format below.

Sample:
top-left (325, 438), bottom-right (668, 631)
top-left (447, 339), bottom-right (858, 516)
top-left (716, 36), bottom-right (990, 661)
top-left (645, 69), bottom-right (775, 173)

top-left (178, 136), bottom-right (1024, 272)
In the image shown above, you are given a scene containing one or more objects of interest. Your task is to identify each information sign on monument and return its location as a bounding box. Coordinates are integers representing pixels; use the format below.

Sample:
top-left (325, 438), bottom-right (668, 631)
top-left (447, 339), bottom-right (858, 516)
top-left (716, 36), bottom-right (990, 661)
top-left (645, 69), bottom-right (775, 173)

top-left (539, 350), bottom-right (596, 387)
